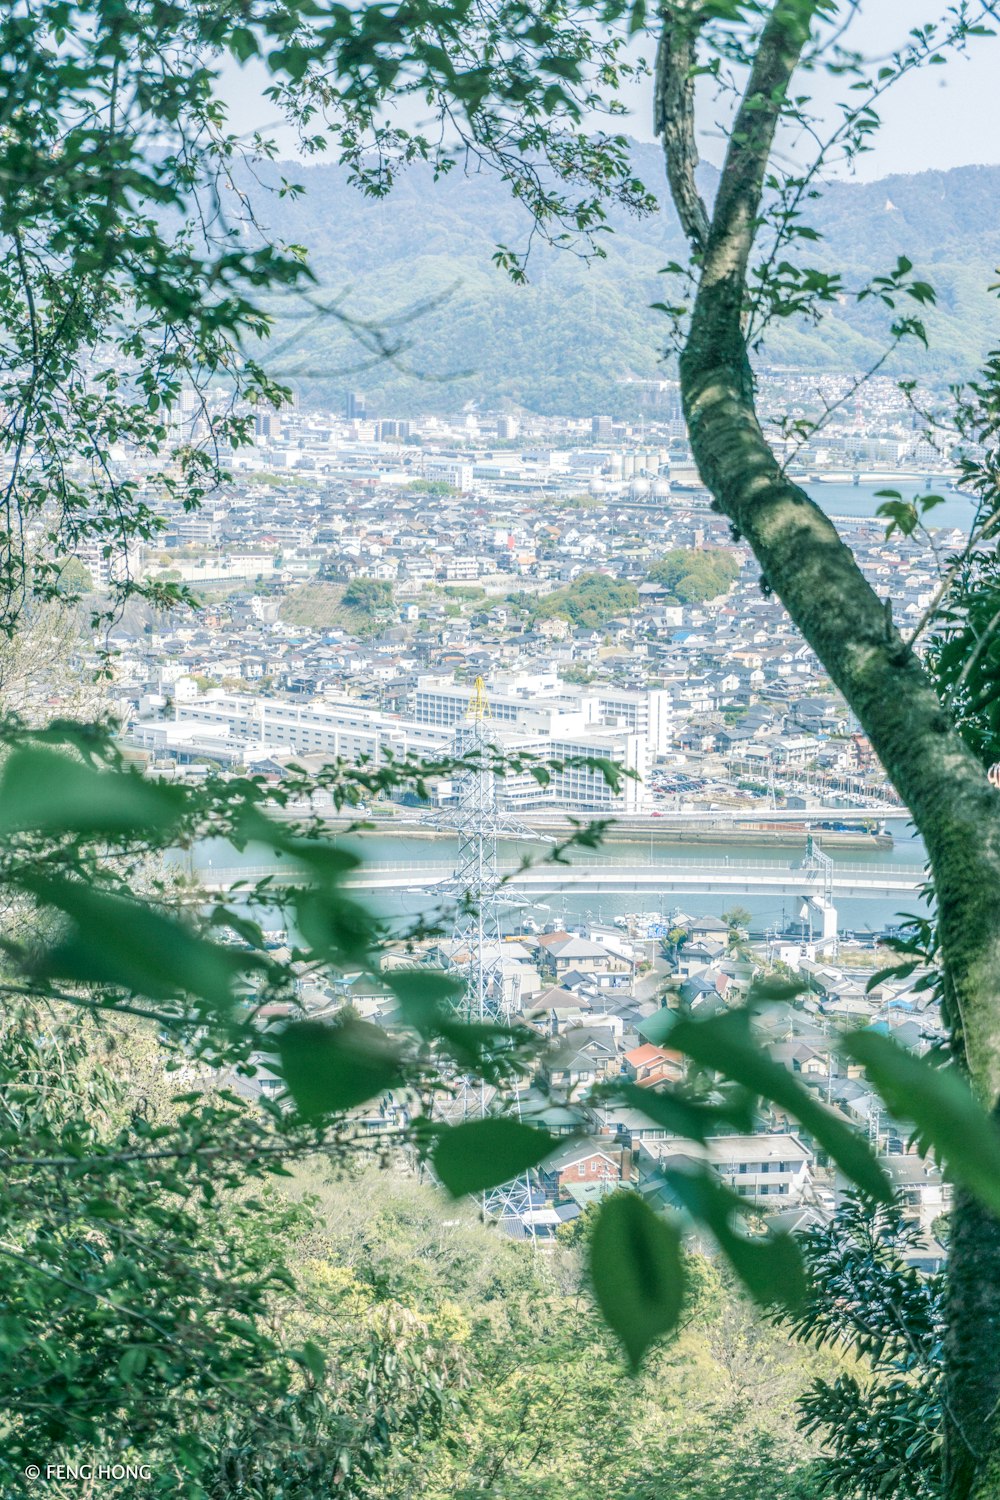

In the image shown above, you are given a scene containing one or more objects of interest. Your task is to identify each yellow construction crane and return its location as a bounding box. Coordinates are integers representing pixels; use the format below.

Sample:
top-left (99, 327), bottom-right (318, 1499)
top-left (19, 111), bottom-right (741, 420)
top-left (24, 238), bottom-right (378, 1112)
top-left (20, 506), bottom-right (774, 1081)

top-left (467, 675), bottom-right (491, 722)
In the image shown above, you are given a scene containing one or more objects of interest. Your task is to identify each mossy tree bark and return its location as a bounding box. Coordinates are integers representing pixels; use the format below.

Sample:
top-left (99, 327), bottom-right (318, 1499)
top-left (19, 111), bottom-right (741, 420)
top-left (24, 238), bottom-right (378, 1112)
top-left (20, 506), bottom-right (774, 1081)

top-left (657, 3), bottom-right (1000, 1493)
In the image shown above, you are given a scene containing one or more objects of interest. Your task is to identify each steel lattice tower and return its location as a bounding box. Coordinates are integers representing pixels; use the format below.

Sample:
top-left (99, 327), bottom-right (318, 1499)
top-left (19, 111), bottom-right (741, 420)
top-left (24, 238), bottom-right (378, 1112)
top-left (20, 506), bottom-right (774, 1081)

top-left (438, 677), bottom-right (538, 1238)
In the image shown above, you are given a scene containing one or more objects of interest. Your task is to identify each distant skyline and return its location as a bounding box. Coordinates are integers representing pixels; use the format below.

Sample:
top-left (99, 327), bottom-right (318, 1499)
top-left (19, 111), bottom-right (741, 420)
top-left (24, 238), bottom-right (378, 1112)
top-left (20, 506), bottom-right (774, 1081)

top-left (221, 1), bottom-right (1000, 183)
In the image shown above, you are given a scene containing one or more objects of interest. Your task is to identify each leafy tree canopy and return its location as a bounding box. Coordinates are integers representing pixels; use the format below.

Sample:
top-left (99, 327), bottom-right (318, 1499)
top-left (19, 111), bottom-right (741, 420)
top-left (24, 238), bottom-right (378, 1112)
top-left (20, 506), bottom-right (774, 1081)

top-left (535, 572), bottom-right (640, 628)
top-left (647, 549), bottom-right (741, 605)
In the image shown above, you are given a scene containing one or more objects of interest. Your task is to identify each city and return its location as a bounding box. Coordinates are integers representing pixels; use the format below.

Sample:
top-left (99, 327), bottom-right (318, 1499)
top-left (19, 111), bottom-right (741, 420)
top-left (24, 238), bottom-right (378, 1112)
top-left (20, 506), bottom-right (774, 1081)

top-left (54, 374), bottom-right (962, 1261)
top-left (7, 4), bottom-right (1000, 1493)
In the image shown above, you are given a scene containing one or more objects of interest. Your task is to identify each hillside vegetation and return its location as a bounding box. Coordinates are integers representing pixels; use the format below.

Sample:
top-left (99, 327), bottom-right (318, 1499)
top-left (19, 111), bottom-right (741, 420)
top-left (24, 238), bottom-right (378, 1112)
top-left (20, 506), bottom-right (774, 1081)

top-left (648, 549), bottom-right (741, 603)
top-left (279, 580), bottom-right (395, 632)
top-left (534, 572), bottom-right (640, 628)
top-left (244, 150), bottom-right (1000, 414)
top-left (277, 1164), bottom-right (835, 1499)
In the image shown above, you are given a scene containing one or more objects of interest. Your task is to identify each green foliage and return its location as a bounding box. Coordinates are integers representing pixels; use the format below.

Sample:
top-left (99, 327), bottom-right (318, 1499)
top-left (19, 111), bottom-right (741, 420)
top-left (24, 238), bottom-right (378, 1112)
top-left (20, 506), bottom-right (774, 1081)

top-left (782, 1195), bottom-right (943, 1500)
top-left (269, 1167), bottom-right (827, 1500)
top-left (341, 578), bottom-right (396, 617)
top-left (648, 1006), bottom-right (893, 1203)
top-left (534, 572), bottom-right (639, 628)
top-left (280, 580), bottom-right (395, 634)
top-left (843, 1030), bottom-right (1000, 1216)
top-left (432, 1119), bottom-right (557, 1197)
top-left (589, 1191), bottom-right (685, 1370)
top-left (0, 998), bottom-right (453, 1496)
top-left (647, 549), bottom-right (741, 604)
top-left (0, 0), bottom-right (311, 634)
top-left (557, 663), bottom-right (597, 685)
top-left (409, 480), bottom-right (456, 496)
top-left (277, 1017), bottom-right (406, 1117)
top-left (722, 906), bottom-right (753, 934)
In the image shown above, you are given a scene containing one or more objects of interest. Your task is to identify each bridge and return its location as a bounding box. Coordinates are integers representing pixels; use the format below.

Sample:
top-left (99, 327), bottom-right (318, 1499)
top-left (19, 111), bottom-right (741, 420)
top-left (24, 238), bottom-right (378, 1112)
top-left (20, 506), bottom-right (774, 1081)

top-left (196, 856), bottom-right (924, 901)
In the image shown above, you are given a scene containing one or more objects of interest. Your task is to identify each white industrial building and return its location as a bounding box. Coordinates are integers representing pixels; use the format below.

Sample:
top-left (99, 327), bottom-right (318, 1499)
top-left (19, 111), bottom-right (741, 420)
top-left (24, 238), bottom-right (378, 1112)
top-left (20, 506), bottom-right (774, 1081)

top-left (130, 688), bottom-right (648, 813)
top-left (411, 671), bottom-right (672, 755)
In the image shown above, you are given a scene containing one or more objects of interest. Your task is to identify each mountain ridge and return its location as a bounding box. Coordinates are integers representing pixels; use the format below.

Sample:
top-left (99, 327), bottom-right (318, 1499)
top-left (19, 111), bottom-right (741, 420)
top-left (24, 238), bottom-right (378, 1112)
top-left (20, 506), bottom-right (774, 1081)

top-left (244, 146), bottom-right (1000, 414)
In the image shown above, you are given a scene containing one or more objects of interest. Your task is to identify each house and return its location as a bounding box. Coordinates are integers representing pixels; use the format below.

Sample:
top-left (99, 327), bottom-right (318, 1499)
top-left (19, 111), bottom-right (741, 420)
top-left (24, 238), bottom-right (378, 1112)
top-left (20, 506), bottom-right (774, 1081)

top-left (686, 915), bottom-right (731, 942)
top-left (525, 984), bottom-right (593, 1035)
top-left (676, 940), bottom-right (727, 978)
top-left (590, 1103), bottom-right (684, 1148)
top-left (622, 1042), bottom-right (685, 1088)
top-left (879, 1154), bottom-right (952, 1235)
top-left (542, 1026), bottom-right (622, 1090)
top-left (540, 1137), bottom-right (629, 1203)
top-left (534, 931), bottom-right (631, 983)
top-left (638, 1132), bottom-right (813, 1205)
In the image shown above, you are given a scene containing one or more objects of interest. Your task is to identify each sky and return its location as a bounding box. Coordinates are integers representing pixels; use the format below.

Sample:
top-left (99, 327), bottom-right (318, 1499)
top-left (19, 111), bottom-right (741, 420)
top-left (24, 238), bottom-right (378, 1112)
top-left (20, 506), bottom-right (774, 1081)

top-left (220, 0), bottom-right (1000, 183)
top-left (625, 0), bottom-right (1000, 180)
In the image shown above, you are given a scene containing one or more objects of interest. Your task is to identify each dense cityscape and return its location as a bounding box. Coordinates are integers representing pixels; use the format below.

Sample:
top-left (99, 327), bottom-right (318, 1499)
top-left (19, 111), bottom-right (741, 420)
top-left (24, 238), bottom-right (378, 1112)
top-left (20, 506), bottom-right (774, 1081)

top-left (44, 369), bottom-right (962, 1262)
top-left (12, 2), bottom-right (1000, 1491)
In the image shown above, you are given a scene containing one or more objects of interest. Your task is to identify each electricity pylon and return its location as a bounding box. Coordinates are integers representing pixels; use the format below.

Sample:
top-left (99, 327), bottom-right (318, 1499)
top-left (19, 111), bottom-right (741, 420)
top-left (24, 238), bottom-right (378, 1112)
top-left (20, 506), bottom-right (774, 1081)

top-left (439, 677), bottom-right (538, 1239)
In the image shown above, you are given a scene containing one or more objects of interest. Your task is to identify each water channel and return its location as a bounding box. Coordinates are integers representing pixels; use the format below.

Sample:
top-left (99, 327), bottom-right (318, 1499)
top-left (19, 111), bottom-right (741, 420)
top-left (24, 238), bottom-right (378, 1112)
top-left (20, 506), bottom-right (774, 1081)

top-left (803, 477), bottom-right (974, 533)
top-left (197, 817), bottom-right (928, 941)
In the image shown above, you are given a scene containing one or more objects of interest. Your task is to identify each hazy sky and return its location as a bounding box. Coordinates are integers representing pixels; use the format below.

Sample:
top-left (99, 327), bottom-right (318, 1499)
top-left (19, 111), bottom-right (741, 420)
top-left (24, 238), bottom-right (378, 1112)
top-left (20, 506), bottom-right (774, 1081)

top-left (221, 1), bottom-right (1000, 182)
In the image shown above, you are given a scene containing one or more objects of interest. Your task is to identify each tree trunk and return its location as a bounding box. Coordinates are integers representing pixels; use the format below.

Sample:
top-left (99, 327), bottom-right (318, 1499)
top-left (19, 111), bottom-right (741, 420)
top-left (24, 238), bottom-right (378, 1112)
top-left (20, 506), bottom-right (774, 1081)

top-left (657, 4), bottom-right (1000, 1492)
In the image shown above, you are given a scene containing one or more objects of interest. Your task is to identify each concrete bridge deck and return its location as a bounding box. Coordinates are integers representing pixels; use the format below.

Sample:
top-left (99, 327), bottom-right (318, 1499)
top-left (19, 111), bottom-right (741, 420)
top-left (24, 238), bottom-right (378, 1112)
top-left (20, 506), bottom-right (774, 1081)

top-left (196, 856), bottom-right (923, 901)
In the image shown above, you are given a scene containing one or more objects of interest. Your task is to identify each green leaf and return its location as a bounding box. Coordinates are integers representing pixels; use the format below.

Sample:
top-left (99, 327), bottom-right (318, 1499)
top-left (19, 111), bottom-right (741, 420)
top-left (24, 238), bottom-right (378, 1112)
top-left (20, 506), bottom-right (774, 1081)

top-left (842, 1029), bottom-right (1000, 1215)
top-left (387, 967), bottom-right (465, 1031)
top-left (657, 1009), bottom-right (892, 1202)
top-left (875, 499), bottom-right (918, 537)
top-left (25, 877), bottom-right (254, 1009)
top-left (589, 1192), bottom-right (684, 1370)
top-left (612, 1081), bottom-right (754, 1139)
top-left (432, 1118), bottom-right (556, 1196)
top-left (118, 1346), bottom-right (149, 1382)
top-left (748, 974), bottom-right (808, 1002)
top-left (299, 1340), bottom-right (327, 1382)
top-left (294, 887), bottom-right (378, 964)
top-left (0, 747), bottom-right (185, 838)
top-left (235, 808), bottom-right (361, 880)
top-left (663, 1165), bottom-right (805, 1310)
top-left (627, 0), bottom-right (647, 34)
top-left (275, 1018), bottom-right (403, 1119)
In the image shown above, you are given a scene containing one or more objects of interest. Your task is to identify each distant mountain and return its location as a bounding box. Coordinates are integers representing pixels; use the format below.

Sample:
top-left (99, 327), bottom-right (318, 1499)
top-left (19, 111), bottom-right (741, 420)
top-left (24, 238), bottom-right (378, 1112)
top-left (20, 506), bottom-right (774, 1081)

top-left (243, 145), bottom-right (1000, 415)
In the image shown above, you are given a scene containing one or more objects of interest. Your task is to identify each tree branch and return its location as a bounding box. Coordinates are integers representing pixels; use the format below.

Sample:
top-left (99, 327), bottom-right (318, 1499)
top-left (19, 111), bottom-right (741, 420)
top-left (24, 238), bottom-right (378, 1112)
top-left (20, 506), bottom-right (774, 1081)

top-left (668, 0), bottom-right (1000, 1107)
top-left (654, 3), bottom-right (710, 252)
top-left (659, 12), bottom-right (1000, 1485)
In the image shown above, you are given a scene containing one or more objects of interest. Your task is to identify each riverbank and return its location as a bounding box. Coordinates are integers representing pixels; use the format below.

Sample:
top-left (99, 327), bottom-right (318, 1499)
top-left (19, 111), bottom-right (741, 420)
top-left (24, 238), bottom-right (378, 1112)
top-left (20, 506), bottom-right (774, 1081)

top-left (317, 811), bottom-right (892, 852)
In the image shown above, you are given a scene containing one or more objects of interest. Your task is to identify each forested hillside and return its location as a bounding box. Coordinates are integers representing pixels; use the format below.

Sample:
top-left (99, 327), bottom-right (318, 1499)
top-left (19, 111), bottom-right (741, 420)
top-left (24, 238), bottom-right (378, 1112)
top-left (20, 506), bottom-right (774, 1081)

top-left (248, 147), bottom-right (1000, 414)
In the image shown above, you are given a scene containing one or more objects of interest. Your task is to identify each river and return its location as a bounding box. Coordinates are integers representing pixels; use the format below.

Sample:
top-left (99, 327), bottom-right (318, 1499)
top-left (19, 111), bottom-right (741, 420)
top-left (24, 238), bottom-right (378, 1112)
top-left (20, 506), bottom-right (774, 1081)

top-left (803, 478), bottom-right (975, 533)
top-left (196, 816), bottom-right (928, 942)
